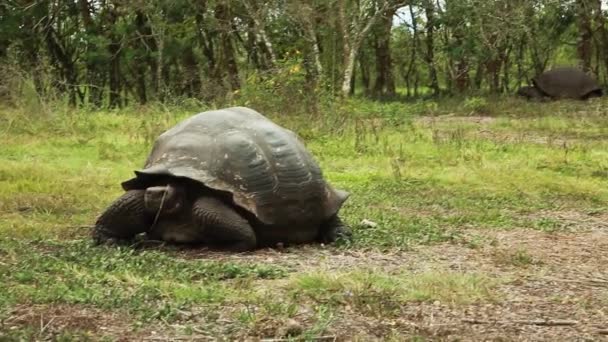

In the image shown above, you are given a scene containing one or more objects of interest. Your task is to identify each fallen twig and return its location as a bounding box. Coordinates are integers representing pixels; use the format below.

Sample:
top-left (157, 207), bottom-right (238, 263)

top-left (68, 224), bottom-right (94, 230)
top-left (462, 318), bottom-right (489, 325)
top-left (462, 318), bottom-right (578, 326)
top-left (542, 277), bottom-right (608, 287)
top-left (142, 337), bottom-right (213, 341)
top-left (261, 336), bottom-right (337, 342)
top-left (39, 315), bottom-right (55, 335)
top-left (513, 319), bottom-right (578, 326)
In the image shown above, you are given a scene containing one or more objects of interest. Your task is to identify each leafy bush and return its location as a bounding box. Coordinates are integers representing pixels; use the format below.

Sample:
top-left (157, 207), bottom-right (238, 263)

top-left (235, 52), bottom-right (325, 116)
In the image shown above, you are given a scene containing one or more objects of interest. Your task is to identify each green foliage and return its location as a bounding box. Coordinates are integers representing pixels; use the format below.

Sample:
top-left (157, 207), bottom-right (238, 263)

top-left (1, 0), bottom-right (605, 109)
top-left (236, 52), bottom-right (322, 115)
top-left (463, 96), bottom-right (489, 115)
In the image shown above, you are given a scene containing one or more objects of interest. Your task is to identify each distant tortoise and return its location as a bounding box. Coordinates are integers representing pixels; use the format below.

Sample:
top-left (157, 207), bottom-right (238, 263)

top-left (93, 107), bottom-right (351, 251)
top-left (517, 67), bottom-right (603, 101)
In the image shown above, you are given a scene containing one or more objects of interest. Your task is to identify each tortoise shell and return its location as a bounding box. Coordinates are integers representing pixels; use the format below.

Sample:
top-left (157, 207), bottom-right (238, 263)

top-left (532, 67), bottom-right (603, 99)
top-left (121, 107), bottom-right (348, 226)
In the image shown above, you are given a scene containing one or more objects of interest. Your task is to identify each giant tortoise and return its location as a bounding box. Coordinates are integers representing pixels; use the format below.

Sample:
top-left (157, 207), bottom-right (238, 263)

top-left (517, 67), bottom-right (603, 101)
top-left (93, 107), bottom-right (351, 251)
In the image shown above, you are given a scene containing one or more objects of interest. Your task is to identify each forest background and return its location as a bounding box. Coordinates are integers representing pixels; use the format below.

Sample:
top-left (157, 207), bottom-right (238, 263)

top-left (1, 0), bottom-right (608, 109)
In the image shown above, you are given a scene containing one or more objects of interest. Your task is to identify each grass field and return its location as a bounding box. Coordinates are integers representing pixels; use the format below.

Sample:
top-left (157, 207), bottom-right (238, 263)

top-left (1, 97), bottom-right (608, 340)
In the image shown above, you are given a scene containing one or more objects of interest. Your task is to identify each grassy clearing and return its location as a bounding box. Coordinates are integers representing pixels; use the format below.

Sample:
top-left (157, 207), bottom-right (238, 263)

top-left (1, 96), bottom-right (607, 339)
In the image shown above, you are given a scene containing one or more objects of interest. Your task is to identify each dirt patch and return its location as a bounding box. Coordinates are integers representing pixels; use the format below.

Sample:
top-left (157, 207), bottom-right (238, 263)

top-left (174, 228), bottom-right (608, 340)
top-left (1, 304), bottom-right (139, 341)
top-left (275, 228), bottom-right (608, 341)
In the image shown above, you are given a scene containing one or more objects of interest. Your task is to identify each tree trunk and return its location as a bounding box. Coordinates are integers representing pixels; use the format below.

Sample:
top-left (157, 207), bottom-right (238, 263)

top-left (242, 0), bottom-right (277, 68)
top-left (341, 47), bottom-right (358, 96)
top-left (516, 36), bottom-right (526, 87)
top-left (590, 0), bottom-right (607, 81)
top-left (452, 27), bottom-right (469, 93)
top-left (404, 4), bottom-right (419, 97)
top-left (107, 4), bottom-right (122, 108)
top-left (359, 53), bottom-right (371, 97)
top-left (182, 46), bottom-right (201, 98)
top-left (133, 11), bottom-right (152, 104)
top-left (194, 2), bottom-right (220, 97)
top-left (338, 0), bottom-right (389, 97)
top-left (454, 58), bottom-right (469, 93)
top-left (600, 7), bottom-right (608, 83)
top-left (473, 60), bottom-right (484, 90)
top-left (44, 27), bottom-right (80, 106)
top-left (373, 8), bottom-right (396, 98)
top-left (21, 14), bottom-right (44, 96)
top-left (576, 0), bottom-right (593, 72)
top-left (302, 16), bottom-right (323, 77)
top-left (423, 0), bottom-right (440, 96)
top-left (245, 20), bottom-right (263, 69)
top-left (501, 45), bottom-right (512, 92)
top-left (78, 0), bottom-right (104, 107)
top-left (215, 3), bottom-right (240, 91)
top-left (145, 11), bottom-right (165, 101)
top-left (486, 59), bottom-right (501, 93)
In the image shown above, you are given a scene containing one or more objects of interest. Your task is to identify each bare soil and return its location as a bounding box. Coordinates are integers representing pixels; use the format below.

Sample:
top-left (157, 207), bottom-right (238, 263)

top-left (2, 304), bottom-right (140, 341)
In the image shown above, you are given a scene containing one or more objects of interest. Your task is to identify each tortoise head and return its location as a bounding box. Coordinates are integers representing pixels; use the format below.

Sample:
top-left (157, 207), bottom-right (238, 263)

top-left (144, 183), bottom-right (187, 217)
top-left (517, 86), bottom-right (545, 100)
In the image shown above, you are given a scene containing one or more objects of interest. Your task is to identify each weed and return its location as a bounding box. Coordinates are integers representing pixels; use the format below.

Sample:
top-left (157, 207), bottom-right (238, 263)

top-left (493, 247), bottom-right (541, 267)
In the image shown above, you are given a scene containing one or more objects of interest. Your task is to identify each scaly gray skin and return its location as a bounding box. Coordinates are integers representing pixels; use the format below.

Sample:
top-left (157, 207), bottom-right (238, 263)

top-left (580, 88), bottom-right (603, 100)
top-left (93, 181), bottom-right (351, 252)
top-left (516, 86), bottom-right (547, 101)
top-left (517, 84), bottom-right (603, 101)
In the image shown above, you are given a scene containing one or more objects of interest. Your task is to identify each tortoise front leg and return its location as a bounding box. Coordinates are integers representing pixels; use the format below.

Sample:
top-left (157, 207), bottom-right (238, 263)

top-left (318, 215), bottom-right (352, 244)
top-left (192, 196), bottom-right (257, 252)
top-left (93, 190), bottom-right (150, 245)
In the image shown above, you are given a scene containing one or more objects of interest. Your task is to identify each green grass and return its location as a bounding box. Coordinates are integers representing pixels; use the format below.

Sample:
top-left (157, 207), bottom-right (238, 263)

top-left (0, 239), bottom-right (286, 321)
top-left (1, 96), bottom-right (608, 339)
top-left (291, 270), bottom-right (499, 312)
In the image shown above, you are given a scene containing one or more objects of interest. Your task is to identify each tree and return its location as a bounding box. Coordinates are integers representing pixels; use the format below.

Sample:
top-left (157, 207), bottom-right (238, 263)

top-left (372, 7), bottom-right (397, 97)
top-left (576, 0), bottom-right (594, 72)
top-left (338, 0), bottom-right (393, 97)
top-left (1, 0), bottom-right (606, 106)
top-left (422, 0), bottom-right (440, 95)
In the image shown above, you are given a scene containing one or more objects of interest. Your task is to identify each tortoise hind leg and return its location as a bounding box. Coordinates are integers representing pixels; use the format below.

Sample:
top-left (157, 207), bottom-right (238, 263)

top-left (582, 89), bottom-right (603, 100)
top-left (192, 196), bottom-right (257, 252)
top-left (318, 215), bottom-right (352, 244)
top-left (93, 190), bottom-right (150, 245)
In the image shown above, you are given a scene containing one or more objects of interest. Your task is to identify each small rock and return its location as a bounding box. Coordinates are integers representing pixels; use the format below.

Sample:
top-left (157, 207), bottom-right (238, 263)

top-left (360, 219), bottom-right (378, 228)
